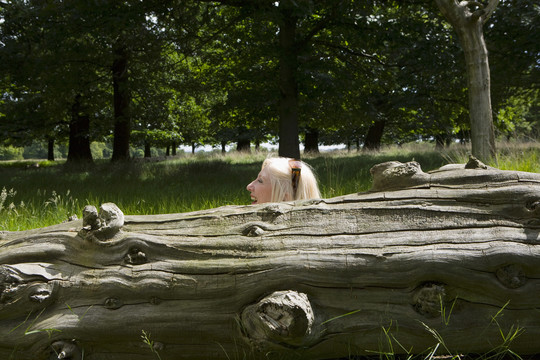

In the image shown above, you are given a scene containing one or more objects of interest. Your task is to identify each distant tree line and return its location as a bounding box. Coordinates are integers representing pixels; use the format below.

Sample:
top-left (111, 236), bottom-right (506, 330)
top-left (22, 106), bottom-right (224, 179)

top-left (0, 0), bottom-right (538, 162)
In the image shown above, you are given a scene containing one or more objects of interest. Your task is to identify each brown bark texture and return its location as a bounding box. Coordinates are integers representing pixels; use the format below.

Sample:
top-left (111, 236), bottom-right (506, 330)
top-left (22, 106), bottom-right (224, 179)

top-left (1, 158), bottom-right (539, 360)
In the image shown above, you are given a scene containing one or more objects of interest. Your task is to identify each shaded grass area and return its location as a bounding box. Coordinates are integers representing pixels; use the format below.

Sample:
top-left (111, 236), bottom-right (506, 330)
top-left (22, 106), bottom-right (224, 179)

top-left (1, 142), bottom-right (539, 231)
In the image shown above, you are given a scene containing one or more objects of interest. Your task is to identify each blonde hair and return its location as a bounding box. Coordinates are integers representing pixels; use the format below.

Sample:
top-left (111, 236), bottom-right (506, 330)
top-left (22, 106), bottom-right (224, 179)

top-left (261, 156), bottom-right (321, 202)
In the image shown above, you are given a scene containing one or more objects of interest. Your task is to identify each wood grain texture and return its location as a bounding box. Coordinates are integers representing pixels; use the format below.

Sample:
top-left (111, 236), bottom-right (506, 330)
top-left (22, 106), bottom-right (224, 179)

top-left (1, 161), bottom-right (539, 359)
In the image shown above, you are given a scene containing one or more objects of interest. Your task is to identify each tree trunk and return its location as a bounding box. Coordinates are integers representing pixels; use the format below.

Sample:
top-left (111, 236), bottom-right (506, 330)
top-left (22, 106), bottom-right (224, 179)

top-left (47, 138), bottom-right (55, 161)
top-left (236, 139), bottom-right (251, 152)
top-left (277, 6), bottom-right (301, 159)
top-left (144, 141), bottom-right (151, 158)
top-left (435, 0), bottom-right (498, 162)
top-left (363, 119), bottom-right (385, 151)
top-left (304, 127), bottom-right (320, 154)
top-left (1, 159), bottom-right (539, 359)
top-left (67, 95), bottom-right (93, 163)
top-left (111, 44), bottom-right (131, 162)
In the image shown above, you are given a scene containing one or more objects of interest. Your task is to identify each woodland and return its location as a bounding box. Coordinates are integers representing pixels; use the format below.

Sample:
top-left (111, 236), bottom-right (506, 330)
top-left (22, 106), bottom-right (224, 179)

top-left (1, 2), bottom-right (540, 359)
top-left (0, 0), bottom-right (538, 162)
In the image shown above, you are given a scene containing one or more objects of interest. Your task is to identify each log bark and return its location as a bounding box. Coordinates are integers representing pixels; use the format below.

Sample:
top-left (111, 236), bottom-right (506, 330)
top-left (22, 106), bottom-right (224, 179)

top-left (1, 158), bottom-right (540, 359)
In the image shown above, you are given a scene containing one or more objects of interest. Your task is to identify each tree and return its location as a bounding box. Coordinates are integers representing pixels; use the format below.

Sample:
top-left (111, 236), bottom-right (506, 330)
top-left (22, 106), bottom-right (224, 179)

top-left (434, 0), bottom-right (499, 161)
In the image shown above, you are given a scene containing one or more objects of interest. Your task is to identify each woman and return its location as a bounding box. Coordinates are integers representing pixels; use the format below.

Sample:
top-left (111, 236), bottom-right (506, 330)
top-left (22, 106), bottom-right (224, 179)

top-left (247, 156), bottom-right (321, 204)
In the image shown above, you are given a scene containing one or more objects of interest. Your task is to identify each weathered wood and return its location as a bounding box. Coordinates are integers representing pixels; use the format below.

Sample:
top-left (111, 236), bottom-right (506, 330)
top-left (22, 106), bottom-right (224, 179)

top-left (1, 160), bottom-right (539, 359)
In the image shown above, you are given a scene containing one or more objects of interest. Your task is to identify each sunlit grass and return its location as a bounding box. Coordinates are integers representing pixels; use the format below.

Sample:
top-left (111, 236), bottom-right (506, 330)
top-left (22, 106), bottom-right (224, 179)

top-left (1, 142), bottom-right (538, 232)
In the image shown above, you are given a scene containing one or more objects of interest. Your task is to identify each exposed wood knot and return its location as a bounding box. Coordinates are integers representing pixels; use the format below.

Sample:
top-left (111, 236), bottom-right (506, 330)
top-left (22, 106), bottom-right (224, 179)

top-left (78, 203), bottom-right (124, 241)
top-left (413, 282), bottom-right (447, 318)
top-left (104, 297), bottom-right (123, 310)
top-left (465, 155), bottom-right (489, 170)
top-left (241, 290), bottom-right (315, 348)
top-left (526, 200), bottom-right (540, 216)
top-left (124, 247), bottom-right (147, 265)
top-left (259, 204), bottom-right (288, 223)
top-left (0, 266), bottom-right (23, 305)
top-left (150, 296), bottom-right (162, 305)
top-left (51, 339), bottom-right (82, 360)
top-left (243, 225), bottom-right (265, 237)
top-left (29, 286), bottom-right (52, 303)
top-left (370, 161), bottom-right (429, 191)
top-left (496, 264), bottom-right (527, 289)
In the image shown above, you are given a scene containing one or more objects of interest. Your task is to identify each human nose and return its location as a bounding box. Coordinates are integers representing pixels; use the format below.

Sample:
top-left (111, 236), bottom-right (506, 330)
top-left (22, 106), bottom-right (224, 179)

top-left (246, 180), bottom-right (255, 191)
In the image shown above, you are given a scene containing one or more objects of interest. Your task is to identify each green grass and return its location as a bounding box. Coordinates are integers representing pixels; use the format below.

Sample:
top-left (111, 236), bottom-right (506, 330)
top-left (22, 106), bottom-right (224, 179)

top-left (1, 142), bottom-right (538, 231)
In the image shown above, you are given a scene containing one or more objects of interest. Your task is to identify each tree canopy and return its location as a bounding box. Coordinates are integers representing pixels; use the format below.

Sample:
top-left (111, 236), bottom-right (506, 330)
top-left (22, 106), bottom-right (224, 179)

top-left (0, 0), bottom-right (538, 161)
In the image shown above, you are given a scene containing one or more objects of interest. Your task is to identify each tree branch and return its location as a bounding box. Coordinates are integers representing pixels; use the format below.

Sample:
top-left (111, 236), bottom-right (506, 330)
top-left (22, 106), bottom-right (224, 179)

top-left (482, 0), bottom-right (500, 23)
top-left (314, 39), bottom-right (399, 68)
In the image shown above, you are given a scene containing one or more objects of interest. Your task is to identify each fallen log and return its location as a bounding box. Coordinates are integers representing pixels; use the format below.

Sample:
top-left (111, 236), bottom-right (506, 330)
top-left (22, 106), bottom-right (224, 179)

top-left (1, 159), bottom-right (539, 360)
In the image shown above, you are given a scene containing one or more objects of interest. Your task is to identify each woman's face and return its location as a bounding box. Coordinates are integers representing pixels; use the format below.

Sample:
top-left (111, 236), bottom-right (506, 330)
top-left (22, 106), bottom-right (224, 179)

top-left (246, 166), bottom-right (273, 205)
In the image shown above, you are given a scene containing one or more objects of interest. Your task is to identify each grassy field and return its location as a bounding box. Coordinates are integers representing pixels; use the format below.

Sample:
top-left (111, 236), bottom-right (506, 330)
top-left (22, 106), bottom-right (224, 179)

top-left (1, 142), bottom-right (539, 232)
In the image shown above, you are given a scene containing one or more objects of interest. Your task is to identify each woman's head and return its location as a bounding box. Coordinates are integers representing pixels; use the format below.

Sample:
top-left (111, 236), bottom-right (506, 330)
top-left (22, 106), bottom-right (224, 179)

top-left (247, 156), bottom-right (321, 204)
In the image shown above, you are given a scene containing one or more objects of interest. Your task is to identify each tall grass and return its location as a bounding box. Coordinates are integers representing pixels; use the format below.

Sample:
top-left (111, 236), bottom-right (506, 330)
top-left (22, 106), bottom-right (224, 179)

top-left (1, 142), bottom-right (538, 232)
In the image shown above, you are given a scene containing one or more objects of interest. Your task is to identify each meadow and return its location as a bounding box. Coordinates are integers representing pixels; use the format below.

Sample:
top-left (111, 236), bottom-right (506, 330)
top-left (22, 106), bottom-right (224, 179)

top-left (1, 141), bottom-right (539, 232)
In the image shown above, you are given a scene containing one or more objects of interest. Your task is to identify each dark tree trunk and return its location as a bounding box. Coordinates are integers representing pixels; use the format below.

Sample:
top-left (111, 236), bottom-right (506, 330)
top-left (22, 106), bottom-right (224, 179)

top-left (47, 138), bottom-right (55, 161)
top-left (171, 142), bottom-right (177, 156)
top-left (221, 141), bottom-right (227, 153)
top-left (191, 143), bottom-right (196, 154)
top-left (435, 134), bottom-right (446, 150)
top-left (111, 44), bottom-right (131, 162)
top-left (67, 95), bottom-right (93, 163)
top-left (277, 7), bottom-right (300, 159)
top-left (363, 119), bottom-right (386, 151)
top-left (166, 145), bottom-right (170, 156)
top-left (237, 139), bottom-right (251, 152)
top-left (237, 126), bottom-right (251, 152)
top-left (304, 128), bottom-right (319, 154)
top-left (144, 142), bottom-right (151, 158)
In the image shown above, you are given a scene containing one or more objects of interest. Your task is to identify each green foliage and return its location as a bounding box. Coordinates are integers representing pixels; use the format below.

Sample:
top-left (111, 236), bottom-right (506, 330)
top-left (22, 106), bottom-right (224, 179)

top-left (0, 145), bottom-right (24, 160)
top-left (1, 1), bottom-right (538, 158)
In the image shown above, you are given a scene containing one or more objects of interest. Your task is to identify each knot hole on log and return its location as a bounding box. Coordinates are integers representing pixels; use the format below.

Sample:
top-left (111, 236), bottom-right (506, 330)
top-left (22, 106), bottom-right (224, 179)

top-left (242, 225), bottom-right (265, 237)
top-left (78, 203), bottom-right (124, 241)
top-left (525, 199), bottom-right (540, 217)
top-left (241, 290), bottom-right (315, 348)
top-left (258, 204), bottom-right (288, 223)
top-left (413, 282), bottom-right (448, 318)
top-left (496, 264), bottom-right (527, 289)
top-left (104, 297), bottom-right (123, 310)
top-left (124, 247), bottom-right (148, 265)
top-left (50, 340), bottom-right (82, 360)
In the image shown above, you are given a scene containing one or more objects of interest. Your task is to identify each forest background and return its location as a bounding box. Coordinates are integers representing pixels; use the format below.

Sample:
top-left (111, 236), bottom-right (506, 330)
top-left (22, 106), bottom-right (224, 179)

top-left (0, 0), bottom-right (538, 162)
